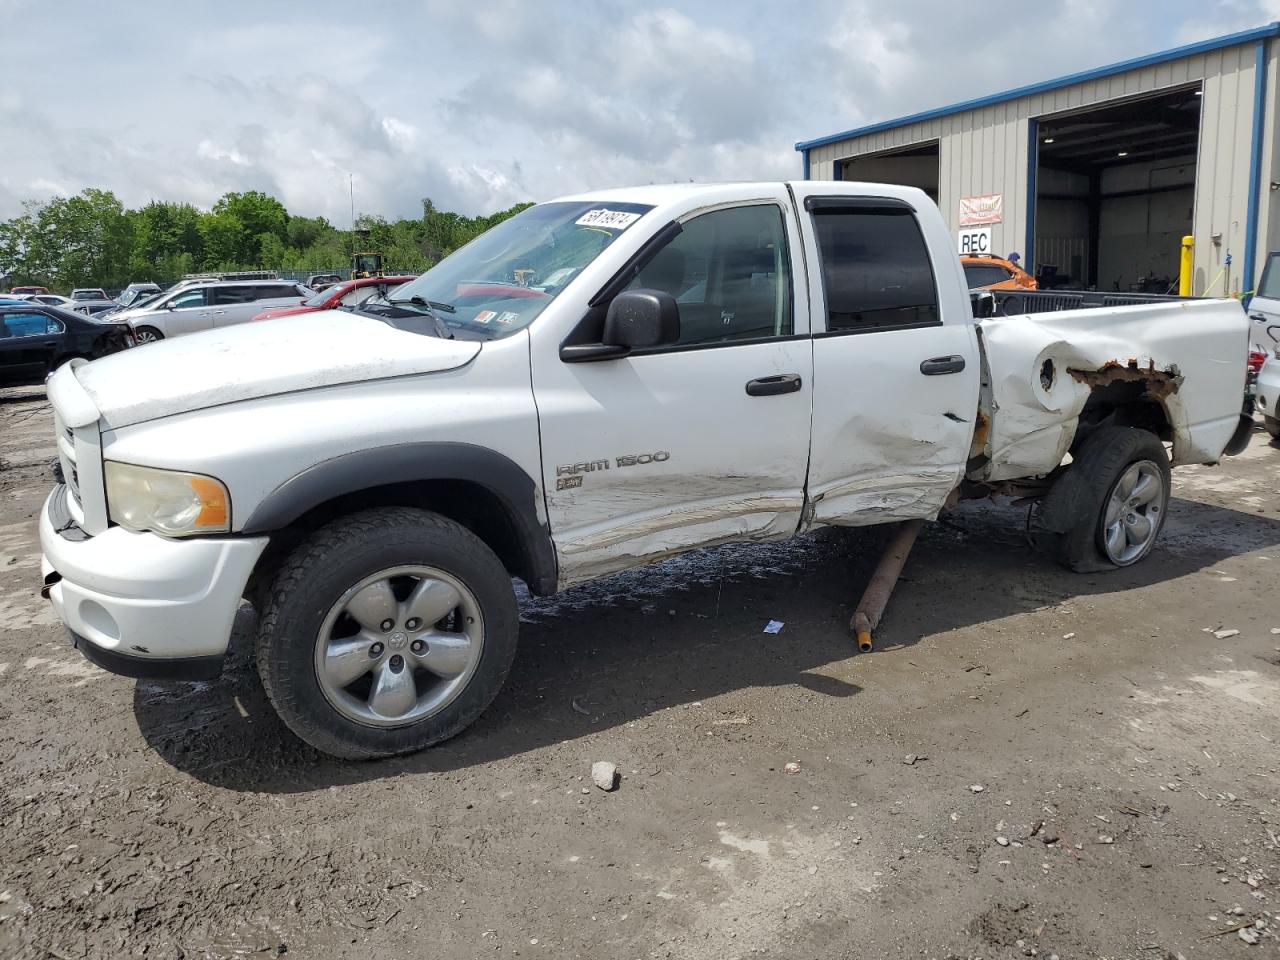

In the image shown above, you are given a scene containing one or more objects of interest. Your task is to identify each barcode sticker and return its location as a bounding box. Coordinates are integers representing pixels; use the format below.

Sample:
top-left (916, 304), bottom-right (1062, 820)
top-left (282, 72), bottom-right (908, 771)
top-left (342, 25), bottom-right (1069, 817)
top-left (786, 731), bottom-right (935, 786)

top-left (575, 209), bottom-right (642, 230)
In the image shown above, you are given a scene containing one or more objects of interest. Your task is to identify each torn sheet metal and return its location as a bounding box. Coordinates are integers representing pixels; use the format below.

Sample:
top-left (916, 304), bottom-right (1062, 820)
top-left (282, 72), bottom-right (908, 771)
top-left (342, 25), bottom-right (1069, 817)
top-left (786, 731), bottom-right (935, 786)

top-left (973, 298), bottom-right (1248, 482)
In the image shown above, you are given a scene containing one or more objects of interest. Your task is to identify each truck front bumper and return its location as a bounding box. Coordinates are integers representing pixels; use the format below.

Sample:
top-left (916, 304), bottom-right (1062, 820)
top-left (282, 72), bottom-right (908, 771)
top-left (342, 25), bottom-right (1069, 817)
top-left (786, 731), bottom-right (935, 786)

top-left (39, 486), bottom-right (269, 680)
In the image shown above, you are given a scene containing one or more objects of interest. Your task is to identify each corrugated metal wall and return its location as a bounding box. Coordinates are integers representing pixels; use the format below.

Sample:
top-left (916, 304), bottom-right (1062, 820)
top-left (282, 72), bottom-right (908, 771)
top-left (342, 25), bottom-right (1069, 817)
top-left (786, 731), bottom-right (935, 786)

top-left (806, 39), bottom-right (1274, 295)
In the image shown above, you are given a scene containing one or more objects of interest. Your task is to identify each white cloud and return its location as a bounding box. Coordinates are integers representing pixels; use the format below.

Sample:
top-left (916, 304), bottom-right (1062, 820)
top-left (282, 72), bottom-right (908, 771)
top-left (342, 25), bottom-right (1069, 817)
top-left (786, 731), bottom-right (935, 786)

top-left (0, 0), bottom-right (1273, 222)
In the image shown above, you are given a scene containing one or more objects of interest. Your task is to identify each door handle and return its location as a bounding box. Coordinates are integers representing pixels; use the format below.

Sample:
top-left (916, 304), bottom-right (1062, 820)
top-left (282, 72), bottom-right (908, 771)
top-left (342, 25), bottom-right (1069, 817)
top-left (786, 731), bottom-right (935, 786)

top-left (920, 355), bottom-right (966, 376)
top-left (745, 373), bottom-right (802, 397)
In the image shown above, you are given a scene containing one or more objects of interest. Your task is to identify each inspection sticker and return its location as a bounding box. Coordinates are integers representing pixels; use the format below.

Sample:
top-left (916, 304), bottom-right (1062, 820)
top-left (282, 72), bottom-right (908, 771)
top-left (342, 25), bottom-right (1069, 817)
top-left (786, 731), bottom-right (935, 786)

top-left (474, 310), bottom-right (497, 324)
top-left (575, 208), bottom-right (642, 230)
top-left (497, 311), bottom-right (520, 324)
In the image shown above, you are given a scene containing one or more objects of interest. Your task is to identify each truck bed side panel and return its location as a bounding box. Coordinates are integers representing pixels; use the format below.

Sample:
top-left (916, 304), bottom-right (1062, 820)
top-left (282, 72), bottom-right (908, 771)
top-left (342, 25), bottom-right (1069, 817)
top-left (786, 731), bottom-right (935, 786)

top-left (975, 299), bottom-right (1248, 481)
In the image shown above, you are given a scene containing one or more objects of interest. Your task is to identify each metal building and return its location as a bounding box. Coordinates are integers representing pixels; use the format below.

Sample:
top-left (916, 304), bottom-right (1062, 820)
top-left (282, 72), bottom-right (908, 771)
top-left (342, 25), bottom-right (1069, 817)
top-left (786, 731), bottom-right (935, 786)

top-left (795, 23), bottom-right (1279, 297)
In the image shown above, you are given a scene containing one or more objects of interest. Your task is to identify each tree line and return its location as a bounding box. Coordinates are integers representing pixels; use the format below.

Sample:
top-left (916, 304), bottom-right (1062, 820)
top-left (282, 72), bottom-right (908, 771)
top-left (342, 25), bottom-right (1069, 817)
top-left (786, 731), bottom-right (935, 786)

top-left (0, 188), bottom-right (533, 292)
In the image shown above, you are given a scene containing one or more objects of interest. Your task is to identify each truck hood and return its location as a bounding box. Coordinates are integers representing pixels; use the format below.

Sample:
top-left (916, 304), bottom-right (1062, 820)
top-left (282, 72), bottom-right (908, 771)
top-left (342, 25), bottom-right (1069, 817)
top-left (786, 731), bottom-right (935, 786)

top-left (74, 310), bottom-right (482, 428)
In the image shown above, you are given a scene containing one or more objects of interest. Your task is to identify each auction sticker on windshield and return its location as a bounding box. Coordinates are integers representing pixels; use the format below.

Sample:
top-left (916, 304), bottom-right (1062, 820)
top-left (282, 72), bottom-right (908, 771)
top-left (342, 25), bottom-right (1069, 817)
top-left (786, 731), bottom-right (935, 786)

top-left (575, 209), bottom-right (642, 230)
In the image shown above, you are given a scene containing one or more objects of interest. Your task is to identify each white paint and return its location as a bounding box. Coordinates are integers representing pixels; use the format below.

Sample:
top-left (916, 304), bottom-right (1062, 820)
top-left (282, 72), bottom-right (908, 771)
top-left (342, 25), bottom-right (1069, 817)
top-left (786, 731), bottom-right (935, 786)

top-left (73, 311), bottom-right (482, 429)
top-left (975, 297), bottom-right (1249, 480)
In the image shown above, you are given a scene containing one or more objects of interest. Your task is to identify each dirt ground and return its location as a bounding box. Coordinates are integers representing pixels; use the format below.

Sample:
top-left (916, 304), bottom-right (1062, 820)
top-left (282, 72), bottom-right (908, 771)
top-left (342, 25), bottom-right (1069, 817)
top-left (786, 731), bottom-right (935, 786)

top-left (1, 384), bottom-right (1279, 960)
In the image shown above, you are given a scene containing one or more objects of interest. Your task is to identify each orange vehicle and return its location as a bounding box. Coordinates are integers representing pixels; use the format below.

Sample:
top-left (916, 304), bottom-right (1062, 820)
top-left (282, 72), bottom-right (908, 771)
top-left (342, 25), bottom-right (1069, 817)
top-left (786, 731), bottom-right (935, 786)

top-left (960, 254), bottom-right (1037, 291)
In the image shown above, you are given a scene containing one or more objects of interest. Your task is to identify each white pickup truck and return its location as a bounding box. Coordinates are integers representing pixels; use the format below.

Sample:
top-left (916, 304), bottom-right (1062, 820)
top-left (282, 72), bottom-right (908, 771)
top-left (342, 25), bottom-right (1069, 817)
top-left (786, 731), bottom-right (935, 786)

top-left (38, 182), bottom-right (1252, 759)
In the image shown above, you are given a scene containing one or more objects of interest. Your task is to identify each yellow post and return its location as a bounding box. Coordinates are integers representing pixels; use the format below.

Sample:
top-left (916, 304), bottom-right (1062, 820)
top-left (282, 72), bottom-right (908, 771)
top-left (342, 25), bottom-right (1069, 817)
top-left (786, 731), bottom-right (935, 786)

top-left (1179, 235), bottom-right (1194, 296)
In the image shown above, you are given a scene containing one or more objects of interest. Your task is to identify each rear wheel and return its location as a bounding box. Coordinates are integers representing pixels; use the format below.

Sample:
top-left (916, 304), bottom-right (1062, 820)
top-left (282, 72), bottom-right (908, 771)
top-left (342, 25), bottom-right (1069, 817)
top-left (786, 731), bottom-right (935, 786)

top-left (1035, 425), bottom-right (1171, 572)
top-left (256, 507), bottom-right (519, 759)
top-left (134, 326), bottom-right (163, 343)
top-left (1265, 416), bottom-right (1280, 441)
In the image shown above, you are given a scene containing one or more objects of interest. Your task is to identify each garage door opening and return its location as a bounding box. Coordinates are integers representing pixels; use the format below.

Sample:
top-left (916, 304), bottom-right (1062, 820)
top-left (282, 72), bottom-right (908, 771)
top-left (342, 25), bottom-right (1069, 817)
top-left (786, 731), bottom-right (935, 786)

top-left (838, 141), bottom-right (940, 203)
top-left (1031, 85), bottom-right (1200, 291)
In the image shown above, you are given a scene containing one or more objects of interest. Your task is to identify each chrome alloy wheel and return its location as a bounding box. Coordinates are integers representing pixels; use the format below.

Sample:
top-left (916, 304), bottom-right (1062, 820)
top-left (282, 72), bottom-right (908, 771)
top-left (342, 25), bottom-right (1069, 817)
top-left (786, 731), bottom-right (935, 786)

top-left (314, 565), bottom-right (484, 727)
top-left (1100, 460), bottom-right (1165, 565)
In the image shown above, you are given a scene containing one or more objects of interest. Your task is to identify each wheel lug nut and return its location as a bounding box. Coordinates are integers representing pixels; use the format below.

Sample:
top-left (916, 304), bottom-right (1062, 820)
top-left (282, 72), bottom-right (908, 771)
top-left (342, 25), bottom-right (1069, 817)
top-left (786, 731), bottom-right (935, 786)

top-left (369, 642), bottom-right (384, 657)
top-left (405, 618), bottom-right (421, 631)
top-left (389, 655), bottom-right (404, 673)
top-left (410, 639), bottom-right (424, 653)
top-left (380, 618), bottom-right (394, 632)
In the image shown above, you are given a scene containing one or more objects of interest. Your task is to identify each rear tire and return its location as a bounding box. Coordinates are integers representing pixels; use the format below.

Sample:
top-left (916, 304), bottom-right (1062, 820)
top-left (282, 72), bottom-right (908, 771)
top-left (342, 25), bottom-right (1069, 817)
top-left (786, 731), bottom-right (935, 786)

top-left (1265, 416), bottom-right (1280, 441)
top-left (256, 507), bottom-right (519, 759)
top-left (1035, 426), bottom-right (1171, 572)
top-left (134, 326), bottom-right (163, 343)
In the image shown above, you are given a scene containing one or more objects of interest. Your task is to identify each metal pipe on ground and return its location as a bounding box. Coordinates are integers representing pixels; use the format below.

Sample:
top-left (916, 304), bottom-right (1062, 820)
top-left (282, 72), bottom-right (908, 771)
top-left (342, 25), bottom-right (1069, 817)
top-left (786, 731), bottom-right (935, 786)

top-left (850, 519), bottom-right (924, 652)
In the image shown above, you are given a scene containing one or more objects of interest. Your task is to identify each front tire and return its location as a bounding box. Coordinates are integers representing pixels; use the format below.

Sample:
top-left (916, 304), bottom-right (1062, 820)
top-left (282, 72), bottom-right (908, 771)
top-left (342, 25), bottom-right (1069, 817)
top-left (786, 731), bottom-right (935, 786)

top-left (134, 325), bottom-right (163, 344)
top-left (1035, 426), bottom-right (1171, 572)
top-left (256, 507), bottom-right (519, 759)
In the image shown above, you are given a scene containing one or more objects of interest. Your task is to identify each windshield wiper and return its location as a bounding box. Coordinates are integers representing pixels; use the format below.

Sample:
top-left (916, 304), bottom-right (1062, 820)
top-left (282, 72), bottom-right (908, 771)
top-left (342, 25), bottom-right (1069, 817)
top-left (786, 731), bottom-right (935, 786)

top-left (387, 295), bottom-right (456, 313)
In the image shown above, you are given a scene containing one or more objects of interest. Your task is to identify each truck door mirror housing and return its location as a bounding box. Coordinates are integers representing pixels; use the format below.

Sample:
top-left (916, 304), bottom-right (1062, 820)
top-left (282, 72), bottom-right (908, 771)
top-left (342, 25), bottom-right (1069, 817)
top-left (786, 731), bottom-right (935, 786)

top-left (603, 289), bottom-right (680, 349)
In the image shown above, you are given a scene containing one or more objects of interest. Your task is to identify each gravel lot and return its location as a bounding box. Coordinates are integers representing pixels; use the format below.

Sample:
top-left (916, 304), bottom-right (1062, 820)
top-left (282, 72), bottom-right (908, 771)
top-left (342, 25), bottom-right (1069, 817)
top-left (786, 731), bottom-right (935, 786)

top-left (2, 383), bottom-right (1279, 959)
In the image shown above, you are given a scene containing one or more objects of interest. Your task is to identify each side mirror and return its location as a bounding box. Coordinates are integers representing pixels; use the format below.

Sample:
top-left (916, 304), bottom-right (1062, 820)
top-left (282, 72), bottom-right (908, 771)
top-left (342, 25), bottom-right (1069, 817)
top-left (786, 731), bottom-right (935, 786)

top-left (559, 289), bottom-right (681, 363)
top-left (603, 289), bottom-right (680, 348)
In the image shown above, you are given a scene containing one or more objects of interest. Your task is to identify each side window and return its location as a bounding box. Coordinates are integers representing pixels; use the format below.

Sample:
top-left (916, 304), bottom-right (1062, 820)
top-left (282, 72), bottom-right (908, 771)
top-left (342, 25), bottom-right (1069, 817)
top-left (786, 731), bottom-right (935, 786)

top-left (1258, 253), bottom-right (1280, 300)
top-left (171, 289), bottom-right (208, 309)
top-left (266, 284), bottom-right (299, 300)
top-left (44, 315), bottom-right (65, 335)
top-left (212, 286), bottom-right (256, 305)
top-left (0, 311), bottom-right (50, 338)
top-left (626, 204), bottom-right (792, 347)
top-left (812, 208), bottom-right (940, 332)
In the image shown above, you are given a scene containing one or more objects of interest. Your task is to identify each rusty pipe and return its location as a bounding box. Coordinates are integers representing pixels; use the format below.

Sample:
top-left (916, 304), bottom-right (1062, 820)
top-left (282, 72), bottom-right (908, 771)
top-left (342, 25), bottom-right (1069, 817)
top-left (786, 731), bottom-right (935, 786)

top-left (850, 519), bottom-right (924, 652)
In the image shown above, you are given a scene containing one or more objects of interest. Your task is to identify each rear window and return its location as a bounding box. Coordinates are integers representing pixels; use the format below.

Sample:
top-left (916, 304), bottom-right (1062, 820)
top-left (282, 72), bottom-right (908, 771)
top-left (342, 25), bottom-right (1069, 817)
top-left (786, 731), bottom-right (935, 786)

top-left (963, 263), bottom-right (1013, 288)
top-left (811, 207), bottom-right (940, 332)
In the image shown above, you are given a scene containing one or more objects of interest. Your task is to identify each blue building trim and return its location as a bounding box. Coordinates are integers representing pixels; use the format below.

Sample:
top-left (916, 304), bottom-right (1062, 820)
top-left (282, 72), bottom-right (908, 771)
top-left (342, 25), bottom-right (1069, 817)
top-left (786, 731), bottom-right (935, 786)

top-left (1243, 38), bottom-right (1270, 296)
top-left (1025, 119), bottom-right (1039, 270)
top-left (801, 149), bottom-right (810, 180)
top-left (795, 22), bottom-right (1280, 152)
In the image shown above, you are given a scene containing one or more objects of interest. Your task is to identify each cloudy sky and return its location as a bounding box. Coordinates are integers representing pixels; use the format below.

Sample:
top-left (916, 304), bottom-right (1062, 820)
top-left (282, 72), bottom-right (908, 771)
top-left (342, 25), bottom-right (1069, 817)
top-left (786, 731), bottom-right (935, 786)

top-left (1, 0), bottom-right (1277, 222)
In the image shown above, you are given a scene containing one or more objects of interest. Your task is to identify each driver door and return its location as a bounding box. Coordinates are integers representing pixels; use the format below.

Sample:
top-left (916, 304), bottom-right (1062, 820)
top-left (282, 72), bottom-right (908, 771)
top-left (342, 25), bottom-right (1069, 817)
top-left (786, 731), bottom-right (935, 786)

top-left (531, 195), bottom-right (814, 586)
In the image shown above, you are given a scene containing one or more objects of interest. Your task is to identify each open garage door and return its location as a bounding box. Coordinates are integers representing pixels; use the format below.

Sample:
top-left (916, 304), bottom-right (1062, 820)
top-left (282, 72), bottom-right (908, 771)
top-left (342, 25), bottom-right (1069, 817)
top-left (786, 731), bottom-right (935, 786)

top-left (838, 142), bottom-right (940, 204)
top-left (1032, 85), bottom-right (1201, 292)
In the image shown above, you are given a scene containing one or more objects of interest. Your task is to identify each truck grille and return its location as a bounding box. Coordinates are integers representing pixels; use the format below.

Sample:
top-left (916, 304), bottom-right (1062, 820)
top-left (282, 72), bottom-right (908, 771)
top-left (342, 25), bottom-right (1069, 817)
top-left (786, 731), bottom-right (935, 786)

top-left (52, 410), bottom-right (86, 527)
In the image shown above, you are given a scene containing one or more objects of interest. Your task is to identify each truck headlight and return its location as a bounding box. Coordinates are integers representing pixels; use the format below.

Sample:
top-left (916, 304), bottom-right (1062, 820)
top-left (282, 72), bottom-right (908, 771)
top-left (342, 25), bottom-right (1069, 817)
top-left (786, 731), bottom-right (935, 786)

top-left (105, 462), bottom-right (231, 536)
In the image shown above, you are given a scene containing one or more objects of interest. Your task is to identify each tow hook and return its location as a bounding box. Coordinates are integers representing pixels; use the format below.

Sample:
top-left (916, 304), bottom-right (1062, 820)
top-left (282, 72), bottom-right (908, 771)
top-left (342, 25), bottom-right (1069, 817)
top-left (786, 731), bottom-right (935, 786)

top-left (40, 571), bottom-right (62, 600)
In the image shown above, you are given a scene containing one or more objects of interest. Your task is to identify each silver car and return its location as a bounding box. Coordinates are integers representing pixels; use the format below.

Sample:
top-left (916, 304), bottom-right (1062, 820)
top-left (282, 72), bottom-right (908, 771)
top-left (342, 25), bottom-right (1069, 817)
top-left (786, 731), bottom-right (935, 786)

top-left (115, 279), bottom-right (312, 342)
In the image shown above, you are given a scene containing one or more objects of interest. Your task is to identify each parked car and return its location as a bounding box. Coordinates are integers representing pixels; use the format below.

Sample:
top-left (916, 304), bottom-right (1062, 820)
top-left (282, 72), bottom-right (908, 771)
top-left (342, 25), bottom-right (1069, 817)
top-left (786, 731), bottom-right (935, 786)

top-left (70, 288), bottom-right (110, 302)
top-left (1249, 251), bottom-right (1280, 354)
top-left (39, 181), bottom-right (1249, 759)
top-left (115, 283), bottom-right (162, 309)
top-left (252, 276), bottom-right (417, 322)
top-left (0, 302), bottom-right (134, 386)
top-left (8, 293), bottom-right (76, 308)
top-left (110, 279), bottom-right (313, 342)
top-left (307, 273), bottom-right (345, 290)
top-left (71, 298), bottom-right (121, 317)
top-left (961, 254), bottom-right (1038, 290)
top-left (1256, 349), bottom-right (1280, 441)
top-left (8, 285), bottom-right (49, 295)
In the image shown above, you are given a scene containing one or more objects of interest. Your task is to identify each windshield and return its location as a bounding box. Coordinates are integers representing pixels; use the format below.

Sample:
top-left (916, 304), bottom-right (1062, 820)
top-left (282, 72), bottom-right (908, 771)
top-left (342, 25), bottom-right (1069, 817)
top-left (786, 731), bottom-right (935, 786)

top-left (383, 200), bottom-right (653, 339)
top-left (305, 284), bottom-right (346, 307)
top-left (118, 287), bottom-right (157, 307)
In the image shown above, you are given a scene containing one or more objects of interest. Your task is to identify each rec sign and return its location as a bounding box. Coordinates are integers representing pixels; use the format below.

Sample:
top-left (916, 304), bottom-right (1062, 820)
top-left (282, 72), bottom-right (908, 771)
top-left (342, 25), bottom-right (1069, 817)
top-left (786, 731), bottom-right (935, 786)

top-left (958, 227), bottom-right (993, 255)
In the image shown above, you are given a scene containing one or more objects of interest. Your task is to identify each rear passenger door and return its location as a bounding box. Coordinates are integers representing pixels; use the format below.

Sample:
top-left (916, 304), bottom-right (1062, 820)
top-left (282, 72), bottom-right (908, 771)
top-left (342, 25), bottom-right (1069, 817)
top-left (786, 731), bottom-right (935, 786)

top-left (792, 189), bottom-right (981, 528)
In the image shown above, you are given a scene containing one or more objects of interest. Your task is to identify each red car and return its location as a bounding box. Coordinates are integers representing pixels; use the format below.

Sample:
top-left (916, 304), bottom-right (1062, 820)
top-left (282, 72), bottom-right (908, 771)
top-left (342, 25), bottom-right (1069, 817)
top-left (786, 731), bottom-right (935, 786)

top-left (251, 275), bottom-right (417, 321)
top-left (8, 285), bottom-right (50, 295)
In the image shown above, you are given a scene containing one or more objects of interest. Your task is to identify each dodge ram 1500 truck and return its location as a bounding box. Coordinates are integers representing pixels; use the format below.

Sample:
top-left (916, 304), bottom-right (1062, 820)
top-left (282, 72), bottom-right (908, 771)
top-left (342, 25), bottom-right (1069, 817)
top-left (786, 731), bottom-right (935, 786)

top-left (39, 182), bottom-right (1252, 759)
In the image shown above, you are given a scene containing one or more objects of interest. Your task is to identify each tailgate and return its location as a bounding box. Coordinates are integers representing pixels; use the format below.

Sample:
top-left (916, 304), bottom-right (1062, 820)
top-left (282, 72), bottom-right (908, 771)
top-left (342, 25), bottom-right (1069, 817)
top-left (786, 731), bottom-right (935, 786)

top-left (973, 298), bottom-right (1249, 481)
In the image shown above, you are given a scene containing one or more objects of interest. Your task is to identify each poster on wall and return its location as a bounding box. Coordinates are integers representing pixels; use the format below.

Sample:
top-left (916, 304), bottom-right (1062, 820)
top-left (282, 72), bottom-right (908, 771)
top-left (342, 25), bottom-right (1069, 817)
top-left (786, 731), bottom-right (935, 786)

top-left (959, 193), bottom-right (1004, 226)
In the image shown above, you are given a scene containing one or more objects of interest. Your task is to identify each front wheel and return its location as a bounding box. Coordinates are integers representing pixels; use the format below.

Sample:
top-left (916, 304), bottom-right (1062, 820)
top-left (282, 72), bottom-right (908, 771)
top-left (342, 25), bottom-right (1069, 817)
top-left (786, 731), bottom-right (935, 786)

top-left (1035, 425), bottom-right (1171, 572)
top-left (256, 507), bottom-right (519, 759)
top-left (134, 325), bottom-right (163, 344)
